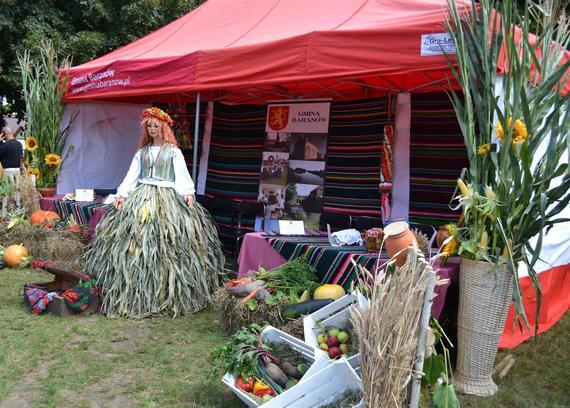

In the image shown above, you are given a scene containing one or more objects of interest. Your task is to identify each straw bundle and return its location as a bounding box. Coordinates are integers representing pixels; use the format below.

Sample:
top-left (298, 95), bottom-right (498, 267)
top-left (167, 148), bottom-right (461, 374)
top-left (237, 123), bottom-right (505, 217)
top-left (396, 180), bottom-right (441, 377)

top-left (0, 174), bottom-right (40, 219)
top-left (17, 174), bottom-right (41, 215)
top-left (0, 223), bottom-right (85, 271)
top-left (411, 229), bottom-right (430, 258)
top-left (351, 249), bottom-right (433, 407)
top-left (213, 288), bottom-right (300, 335)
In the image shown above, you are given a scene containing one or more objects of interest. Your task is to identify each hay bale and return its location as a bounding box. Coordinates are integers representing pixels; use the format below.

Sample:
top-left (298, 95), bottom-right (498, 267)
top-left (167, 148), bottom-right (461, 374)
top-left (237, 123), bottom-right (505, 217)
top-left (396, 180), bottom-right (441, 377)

top-left (213, 288), bottom-right (303, 335)
top-left (0, 223), bottom-right (85, 271)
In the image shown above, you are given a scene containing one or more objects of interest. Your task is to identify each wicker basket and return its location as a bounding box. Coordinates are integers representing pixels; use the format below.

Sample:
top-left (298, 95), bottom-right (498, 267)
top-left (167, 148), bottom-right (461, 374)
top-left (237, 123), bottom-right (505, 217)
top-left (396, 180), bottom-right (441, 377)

top-left (454, 257), bottom-right (513, 396)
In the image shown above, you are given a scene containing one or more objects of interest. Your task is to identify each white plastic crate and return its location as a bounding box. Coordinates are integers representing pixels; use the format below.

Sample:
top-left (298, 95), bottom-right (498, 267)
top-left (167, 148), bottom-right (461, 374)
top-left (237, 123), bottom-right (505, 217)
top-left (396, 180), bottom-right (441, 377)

top-left (222, 325), bottom-right (330, 407)
top-left (262, 359), bottom-right (362, 407)
top-left (303, 291), bottom-right (368, 370)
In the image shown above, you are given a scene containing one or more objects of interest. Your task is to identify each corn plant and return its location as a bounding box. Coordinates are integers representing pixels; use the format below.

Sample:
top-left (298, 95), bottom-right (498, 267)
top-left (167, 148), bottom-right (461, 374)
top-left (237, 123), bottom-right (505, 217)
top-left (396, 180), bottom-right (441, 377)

top-left (445, 0), bottom-right (570, 331)
top-left (18, 40), bottom-right (73, 187)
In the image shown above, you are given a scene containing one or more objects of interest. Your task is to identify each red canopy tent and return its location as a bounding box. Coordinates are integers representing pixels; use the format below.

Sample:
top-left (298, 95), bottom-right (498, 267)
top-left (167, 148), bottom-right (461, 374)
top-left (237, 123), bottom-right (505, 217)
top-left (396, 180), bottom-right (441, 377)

top-left (61, 0), bottom-right (569, 348)
top-left (64, 0), bottom-right (476, 104)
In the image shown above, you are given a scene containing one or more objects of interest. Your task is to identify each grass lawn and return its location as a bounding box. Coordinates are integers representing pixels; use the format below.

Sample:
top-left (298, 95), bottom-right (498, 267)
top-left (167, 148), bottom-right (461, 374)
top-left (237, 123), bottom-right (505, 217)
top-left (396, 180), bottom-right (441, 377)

top-left (0, 267), bottom-right (568, 407)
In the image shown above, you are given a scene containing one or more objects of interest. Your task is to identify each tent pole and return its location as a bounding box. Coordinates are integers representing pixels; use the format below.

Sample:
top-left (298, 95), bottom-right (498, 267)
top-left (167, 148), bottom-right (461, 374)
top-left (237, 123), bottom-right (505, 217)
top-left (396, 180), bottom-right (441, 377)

top-left (192, 92), bottom-right (201, 183)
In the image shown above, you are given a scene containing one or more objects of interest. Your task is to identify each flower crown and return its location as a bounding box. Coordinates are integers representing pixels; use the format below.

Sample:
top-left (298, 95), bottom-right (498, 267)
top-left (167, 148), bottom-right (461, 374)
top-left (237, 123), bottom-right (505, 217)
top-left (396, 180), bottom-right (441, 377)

top-left (141, 107), bottom-right (174, 127)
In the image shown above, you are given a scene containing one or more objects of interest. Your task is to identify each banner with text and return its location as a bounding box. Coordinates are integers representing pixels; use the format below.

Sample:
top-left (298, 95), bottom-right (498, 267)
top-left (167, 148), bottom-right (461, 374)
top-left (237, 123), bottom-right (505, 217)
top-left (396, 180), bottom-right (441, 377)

top-left (259, 102), bottom-right (330, 230)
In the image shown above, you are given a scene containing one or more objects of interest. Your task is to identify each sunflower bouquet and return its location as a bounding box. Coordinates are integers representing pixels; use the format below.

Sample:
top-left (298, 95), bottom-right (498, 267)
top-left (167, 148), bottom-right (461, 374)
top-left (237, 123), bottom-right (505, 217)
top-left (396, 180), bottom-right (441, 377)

top-left (18, 40), bottom-right (73, 188)
top-left (446, 0), bottom-right (570, 329)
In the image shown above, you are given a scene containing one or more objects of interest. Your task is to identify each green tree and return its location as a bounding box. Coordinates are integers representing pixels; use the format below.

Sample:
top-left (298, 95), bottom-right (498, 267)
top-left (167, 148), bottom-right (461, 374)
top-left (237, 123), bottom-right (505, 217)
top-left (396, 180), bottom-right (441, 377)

top-left (0, 0), bottom-right (204, 117)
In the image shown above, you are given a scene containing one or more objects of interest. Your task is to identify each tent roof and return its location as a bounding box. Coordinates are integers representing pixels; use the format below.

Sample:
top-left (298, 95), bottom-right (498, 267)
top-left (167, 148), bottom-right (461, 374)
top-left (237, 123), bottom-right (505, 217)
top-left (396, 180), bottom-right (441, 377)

top-left (65, 0), bottom-right (475, 104)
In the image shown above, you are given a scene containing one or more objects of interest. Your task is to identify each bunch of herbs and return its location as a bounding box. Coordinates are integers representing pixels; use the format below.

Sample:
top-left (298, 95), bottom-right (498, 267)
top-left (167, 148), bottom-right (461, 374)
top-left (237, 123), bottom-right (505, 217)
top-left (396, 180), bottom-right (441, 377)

top-left (256, 257), bottom-right (319, 306)
top-left (207, 323), bottom-right (268, 380)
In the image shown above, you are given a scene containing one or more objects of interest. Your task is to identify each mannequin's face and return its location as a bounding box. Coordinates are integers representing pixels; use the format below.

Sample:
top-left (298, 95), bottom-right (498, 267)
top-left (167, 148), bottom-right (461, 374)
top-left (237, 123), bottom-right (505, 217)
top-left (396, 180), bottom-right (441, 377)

top-left (146, 120), bottom-right (161, 141)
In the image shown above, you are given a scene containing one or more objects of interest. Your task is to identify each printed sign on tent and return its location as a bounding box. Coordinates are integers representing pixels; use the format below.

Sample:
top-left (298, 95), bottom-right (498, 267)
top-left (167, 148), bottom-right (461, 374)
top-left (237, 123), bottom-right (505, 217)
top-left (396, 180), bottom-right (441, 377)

top-left (259, 102), bottom-right (330, 230)
top-left (265, 102), bottom-right (330, 133)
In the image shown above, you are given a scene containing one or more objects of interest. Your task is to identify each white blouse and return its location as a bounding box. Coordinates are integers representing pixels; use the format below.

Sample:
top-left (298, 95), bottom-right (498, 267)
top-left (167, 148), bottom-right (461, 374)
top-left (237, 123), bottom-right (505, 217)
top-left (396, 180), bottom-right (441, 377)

top-left (116, 146), bottom-right (195, 198)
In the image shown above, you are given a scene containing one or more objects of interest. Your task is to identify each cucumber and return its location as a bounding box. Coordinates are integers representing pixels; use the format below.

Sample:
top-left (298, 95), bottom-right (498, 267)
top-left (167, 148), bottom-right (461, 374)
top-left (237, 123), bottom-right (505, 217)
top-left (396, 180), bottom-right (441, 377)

top-left (281, 299), bottom-right (334, 319)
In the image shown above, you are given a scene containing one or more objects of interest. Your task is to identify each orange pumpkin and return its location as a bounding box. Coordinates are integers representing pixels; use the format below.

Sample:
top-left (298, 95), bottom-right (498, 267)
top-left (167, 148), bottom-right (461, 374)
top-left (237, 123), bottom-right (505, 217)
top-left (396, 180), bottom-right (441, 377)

top-left (3, 244), bottom-right (29, 267)
top-left (30, 210), bottom-right (60, 227)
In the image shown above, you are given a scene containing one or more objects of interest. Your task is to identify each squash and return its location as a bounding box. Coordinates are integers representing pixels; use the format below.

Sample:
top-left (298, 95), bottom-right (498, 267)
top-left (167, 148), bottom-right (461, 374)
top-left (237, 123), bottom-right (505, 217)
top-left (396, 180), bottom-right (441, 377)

top-left (30, 210), bottom-right (60, 227)
top-left (313, 284), bottom-right (346, 300)
top-left (3, 244), bottom-right (29, 267)
top-left (281, 299), bottom-right (334, 319)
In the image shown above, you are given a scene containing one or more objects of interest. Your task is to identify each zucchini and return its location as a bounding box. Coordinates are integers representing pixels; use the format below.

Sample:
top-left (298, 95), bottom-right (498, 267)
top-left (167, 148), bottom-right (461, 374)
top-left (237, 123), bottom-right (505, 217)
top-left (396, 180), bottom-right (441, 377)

top-left (281, 299), bottom-right (334, 319)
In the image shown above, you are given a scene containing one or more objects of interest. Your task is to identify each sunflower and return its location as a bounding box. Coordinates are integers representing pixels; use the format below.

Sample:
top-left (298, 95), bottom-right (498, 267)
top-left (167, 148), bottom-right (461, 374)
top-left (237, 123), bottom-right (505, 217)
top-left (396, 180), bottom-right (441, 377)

top-left (494, 118), bottom-right (528, 145)
top-left (442, 223), bottom-right (459, 256)
top-left (477, 143), bottom-right (491, 156)
top-left (26, 167), bottom-right (40, 178)
top-left (45, 153), bottom-right (61, 166)
top-left (25, 136), bottom-right (39, 152)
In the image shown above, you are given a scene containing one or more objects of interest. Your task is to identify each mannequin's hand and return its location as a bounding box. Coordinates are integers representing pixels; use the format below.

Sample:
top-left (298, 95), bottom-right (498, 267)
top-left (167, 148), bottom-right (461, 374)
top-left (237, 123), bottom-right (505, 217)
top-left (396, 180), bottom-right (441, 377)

top-left (113, 196), bottom-right (126, 209)
top-left (184, 195), bottom-right (194, 208)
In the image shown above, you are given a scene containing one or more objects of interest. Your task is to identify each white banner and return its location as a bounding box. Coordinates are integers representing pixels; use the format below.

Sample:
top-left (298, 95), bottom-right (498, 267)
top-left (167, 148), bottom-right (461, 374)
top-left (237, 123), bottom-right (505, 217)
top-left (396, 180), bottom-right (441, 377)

top-left (265, 102), bottom-right (331, 133)
top-left (420, 33), bottom-right (456, 56)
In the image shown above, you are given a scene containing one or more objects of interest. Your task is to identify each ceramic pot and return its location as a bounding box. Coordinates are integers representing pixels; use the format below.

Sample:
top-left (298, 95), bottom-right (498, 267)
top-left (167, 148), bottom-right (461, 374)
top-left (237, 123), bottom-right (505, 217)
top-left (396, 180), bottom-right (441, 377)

top-left (383, 221), bottom-right (417, 267)
top-left (37, 187), bottom-right (56, 198)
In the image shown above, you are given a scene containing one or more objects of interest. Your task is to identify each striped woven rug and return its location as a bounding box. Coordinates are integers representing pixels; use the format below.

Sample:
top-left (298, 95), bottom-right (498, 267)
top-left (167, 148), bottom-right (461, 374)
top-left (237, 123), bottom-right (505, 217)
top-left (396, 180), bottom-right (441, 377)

top-left (160, 102), bottom-right (207, 177)
top-left (409, 92), bottom-right (468, 225)
top-left (205, 102), bottom-right (266, 201)
top-left (323, 98), bottom-right (387, 217)
top-left (265, 235), bottom-right (388, 289)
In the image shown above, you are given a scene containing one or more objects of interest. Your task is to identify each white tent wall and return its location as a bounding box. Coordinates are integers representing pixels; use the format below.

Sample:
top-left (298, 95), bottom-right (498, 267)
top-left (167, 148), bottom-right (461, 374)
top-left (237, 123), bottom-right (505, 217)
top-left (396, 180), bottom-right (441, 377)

top-left (391, 93), bottom-right (411, 221)
top-left (57, 101), bottom-right (148, 194)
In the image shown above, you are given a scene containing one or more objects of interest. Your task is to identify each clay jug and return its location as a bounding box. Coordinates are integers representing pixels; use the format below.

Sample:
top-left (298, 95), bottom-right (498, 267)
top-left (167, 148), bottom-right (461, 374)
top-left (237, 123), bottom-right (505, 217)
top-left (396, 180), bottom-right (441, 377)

top-left (383, 221), bottom-right (417, 267)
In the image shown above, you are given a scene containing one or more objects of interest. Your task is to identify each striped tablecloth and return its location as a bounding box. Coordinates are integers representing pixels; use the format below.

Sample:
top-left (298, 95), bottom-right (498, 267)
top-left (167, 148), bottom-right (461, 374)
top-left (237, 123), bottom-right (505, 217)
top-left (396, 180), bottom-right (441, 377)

top-left (53, 199), bottom-right (108, 225)
top-left (264, 234), bottom-right (389, 289)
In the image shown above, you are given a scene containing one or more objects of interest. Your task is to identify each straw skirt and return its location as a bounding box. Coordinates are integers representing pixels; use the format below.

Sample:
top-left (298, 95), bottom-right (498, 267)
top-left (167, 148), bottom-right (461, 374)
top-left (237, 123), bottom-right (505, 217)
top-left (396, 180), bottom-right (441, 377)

top-left (85, 184), bottom-right (224, 318)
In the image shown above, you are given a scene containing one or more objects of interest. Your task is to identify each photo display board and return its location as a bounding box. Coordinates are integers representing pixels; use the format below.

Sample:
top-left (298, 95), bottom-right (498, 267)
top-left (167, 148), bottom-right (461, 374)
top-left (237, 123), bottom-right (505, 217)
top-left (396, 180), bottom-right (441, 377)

top-left (259, 102), bottom-right (331, 229)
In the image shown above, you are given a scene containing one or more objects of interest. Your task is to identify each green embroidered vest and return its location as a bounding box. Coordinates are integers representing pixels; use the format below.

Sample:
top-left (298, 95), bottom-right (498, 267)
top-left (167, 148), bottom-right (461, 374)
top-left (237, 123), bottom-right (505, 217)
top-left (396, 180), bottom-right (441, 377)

top-left (139, 144), bottom-right (175, 182)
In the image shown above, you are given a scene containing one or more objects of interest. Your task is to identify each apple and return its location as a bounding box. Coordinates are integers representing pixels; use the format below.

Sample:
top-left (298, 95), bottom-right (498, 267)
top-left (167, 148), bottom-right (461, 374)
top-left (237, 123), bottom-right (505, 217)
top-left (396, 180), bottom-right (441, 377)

top-left (319, 343), bottom-right (329, 351)
top-left (327, 336), bottom-right (340, 348)
top-left (337, 331), bottom-right (350, 343)
top-left (328, 328), bottom-right (340, 338)
top-left (339, 343), bottom-right (350, 354)
top-left (328, 346), bottom-right (341, 359)
top-left (341, 354), bottom-right (349, 359)
top-left (317, 333), bottom-right (328, 344)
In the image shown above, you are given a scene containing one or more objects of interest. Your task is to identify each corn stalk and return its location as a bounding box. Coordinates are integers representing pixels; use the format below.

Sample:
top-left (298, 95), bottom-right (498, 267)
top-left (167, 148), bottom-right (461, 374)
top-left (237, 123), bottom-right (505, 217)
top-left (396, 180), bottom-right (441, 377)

top-left (17, 40), bottom-right (73, 187)
top-left (445, 0), bottom-right (570, 331)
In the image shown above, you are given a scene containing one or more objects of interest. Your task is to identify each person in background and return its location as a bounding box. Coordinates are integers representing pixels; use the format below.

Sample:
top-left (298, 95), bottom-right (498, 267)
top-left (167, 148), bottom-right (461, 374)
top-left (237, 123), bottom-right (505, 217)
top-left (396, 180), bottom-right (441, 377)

top-left (0, 126), bottom-right (23, 175)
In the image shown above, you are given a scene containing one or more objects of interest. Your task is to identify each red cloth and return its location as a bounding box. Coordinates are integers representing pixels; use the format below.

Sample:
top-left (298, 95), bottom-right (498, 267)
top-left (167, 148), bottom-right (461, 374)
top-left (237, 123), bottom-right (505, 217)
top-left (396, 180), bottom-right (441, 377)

top-left (64, 0), bottom-right (476, 103)
top-left (39, 194), bottom-right (64, 212)
top-left (63, 1), bottom-right (569, 104)
top-left (500, 264), bottom-right (570, 348)
top-left (86, 206), bottom-right (108, 243)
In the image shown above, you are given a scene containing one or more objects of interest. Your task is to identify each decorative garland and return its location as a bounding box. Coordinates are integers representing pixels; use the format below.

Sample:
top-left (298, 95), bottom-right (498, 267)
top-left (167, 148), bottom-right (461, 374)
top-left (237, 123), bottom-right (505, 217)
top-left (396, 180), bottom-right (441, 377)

top-left (141, 107), bottom-right (174, 127)
top-left (380, 123), bottom-right (394, 223)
